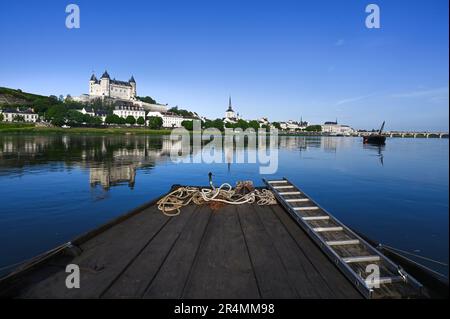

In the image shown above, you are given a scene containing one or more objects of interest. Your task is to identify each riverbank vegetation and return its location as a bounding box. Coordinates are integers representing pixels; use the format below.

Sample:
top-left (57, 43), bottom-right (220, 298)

top-left (0, 123), bottom-right (171, 135)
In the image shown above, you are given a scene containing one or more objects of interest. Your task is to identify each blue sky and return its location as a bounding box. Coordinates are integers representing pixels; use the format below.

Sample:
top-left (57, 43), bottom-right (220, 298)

top-left (0, 0), bottom-right (448, 131)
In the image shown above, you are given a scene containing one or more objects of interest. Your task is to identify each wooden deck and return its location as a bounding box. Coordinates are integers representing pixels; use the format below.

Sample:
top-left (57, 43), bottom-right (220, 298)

top-left (0, 201), bottom-right (363, 299)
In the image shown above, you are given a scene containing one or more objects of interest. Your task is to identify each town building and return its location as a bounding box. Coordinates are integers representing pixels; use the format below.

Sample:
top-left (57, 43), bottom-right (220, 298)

top-left (280, 120), bottom-right (306, 131)
top-left (1, 108), bottom-right (39, 123)
top-left (78, 107), bottom-right (95, 117)
top-left (76, 107), bottom-right (109, 122)
top-left (89, 71), bottom-right (137, 101)
top-left (259, 117), bottom-right (269, 128)
top-left (113, 105), bottom-right (146, 120)
top-left (95, 110), bottom-right (108, 123)
top-left (147, 111), bottom-right (187, 128)
top-left (321, 121), bottom-right (355, 135)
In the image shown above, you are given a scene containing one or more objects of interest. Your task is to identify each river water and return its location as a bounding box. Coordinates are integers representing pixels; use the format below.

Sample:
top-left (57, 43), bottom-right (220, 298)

top-left (0, 134), bottom-right (448, 277)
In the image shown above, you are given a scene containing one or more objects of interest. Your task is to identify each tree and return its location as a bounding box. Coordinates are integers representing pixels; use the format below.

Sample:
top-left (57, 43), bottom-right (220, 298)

top-left (0, 113), bottom-right (3, 122)
top-left (48, 95), bottom-right (59, 103)
top-left (305, 125), bottom-right (322, 132)
top-left (92, 116), bottom-right (103, 125)
top-left (271, 122), bottom-right (281, 130)
top-left (203, 119), bottom-right (224, 131)
top-left (168, 106), bottom-right (193, 117)
top-left (147, 116), bottom-right (163, 129)
top-left (118, 117), bottom-right (126, 125)
top-left (237, 119), bottom-right (250, 130)
top-left (82, 114), bottom-right (102, 125)
top-left (125, 115), bottom-right (136, 125)
top-left (225, 122), bottom-right (236, 129)
top-left (181, 120), bottom-right (193, 131)
top-left (137, 116), bottom-right (145, 126)
top-left (45, 104), bottom-right (67, 124)
top-left (138, 96), bottom-right (157, 104)
top-left (105, 114), bottom-right (121, 124)
top-left (248, 120), bottom-right (260, 131)
top-left (66, 109), bottom-right (84, 124)
top-left (51, 116), bottom-right (65, 127)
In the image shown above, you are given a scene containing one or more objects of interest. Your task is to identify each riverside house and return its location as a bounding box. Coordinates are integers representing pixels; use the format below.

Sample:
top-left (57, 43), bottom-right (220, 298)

top-left (1, 108), bottom-right (38, 123)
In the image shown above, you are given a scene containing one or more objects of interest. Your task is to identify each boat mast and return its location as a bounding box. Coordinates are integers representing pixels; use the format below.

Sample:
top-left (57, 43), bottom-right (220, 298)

top-left (378, 121), bottom-right (385, 135)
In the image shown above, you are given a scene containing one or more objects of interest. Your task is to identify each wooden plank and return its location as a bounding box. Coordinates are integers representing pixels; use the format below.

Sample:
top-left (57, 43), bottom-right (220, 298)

top-left (255, 205), bottom-right (336, 298)
top-left (182, 205), bottom-right (260, 299)
top-left (20, 206), bottom-right (170, 298)
top-left (102, 205), bottom-right (198, 298)
top-left (142, 205), bottom-right (212, 299)
top-left (237, 205), bottom-right (298, 299)
top-left (269, 205), bottom-right (362, 299)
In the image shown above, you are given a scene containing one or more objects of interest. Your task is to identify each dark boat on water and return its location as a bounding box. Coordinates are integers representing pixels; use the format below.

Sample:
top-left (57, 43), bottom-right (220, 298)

top-left (363, 121), bottom-right (387, 145)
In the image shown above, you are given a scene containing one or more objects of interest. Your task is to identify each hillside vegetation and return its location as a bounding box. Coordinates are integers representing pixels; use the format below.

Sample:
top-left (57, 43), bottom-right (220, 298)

top-left (0, 87), bottom-right (47, 105)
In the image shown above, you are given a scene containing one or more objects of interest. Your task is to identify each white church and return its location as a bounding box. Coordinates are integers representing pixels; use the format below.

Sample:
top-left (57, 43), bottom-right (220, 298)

top-left (223, 96), bottom-right (241, 124)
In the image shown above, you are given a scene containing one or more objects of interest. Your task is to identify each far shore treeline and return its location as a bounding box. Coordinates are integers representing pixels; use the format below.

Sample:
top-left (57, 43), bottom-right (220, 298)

top-left (0, 87), bottom-right (323, 133)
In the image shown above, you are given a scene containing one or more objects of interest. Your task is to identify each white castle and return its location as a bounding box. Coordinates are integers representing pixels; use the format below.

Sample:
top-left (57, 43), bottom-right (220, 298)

top-left (89, 71), bottom-right (137, 100)
top-left (71, 71), bottom-right (168, 113)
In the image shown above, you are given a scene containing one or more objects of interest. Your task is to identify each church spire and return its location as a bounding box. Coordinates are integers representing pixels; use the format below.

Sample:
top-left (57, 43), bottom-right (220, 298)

top-left (227, 96), bottom-right (233, 112)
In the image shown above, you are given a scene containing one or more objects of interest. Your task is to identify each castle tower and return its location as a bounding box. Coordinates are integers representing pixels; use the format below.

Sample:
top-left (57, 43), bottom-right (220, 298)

top-left (100, 70), bottom-right (111, 97)
top-left (129, 75), bottom-right (136, 99)
top-left (89, 73), bottom-right (97, 95)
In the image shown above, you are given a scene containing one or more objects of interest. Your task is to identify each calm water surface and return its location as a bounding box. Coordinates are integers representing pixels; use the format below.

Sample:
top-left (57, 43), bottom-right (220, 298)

top-left (0, 134), bottom-right (448, 276)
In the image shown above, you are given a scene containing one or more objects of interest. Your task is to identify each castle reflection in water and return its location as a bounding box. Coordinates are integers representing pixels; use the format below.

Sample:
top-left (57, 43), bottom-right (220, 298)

top-left (0, 134), bottom-right (368, 190)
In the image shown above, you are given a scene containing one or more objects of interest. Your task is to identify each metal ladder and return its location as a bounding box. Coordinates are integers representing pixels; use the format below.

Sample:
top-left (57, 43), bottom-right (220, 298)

top-left (264, 177), bottom-right (424, 299)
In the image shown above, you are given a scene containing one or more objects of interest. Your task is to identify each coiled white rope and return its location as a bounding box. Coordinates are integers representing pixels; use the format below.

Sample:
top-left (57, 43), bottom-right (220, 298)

top-left (157, 182), bottom-right (276, 216)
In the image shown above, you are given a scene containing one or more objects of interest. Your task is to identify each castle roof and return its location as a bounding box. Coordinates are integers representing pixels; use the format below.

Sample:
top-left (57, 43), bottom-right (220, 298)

top-left (95, 110), bottom-right (108, 116)
top-left (129, 75), bottom-right (136, 83)
top-left (90, 74), bottom-right (98, 81)
top-left (110, 78), bottom-right (132, 87)
top-left (101, 71), bottom-right (110, 79)
top-left (115, 105), bottom-right (144, 111)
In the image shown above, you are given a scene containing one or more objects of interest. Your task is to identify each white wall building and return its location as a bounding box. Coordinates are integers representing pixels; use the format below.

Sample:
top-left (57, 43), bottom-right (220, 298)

top-left (147, 111), bottom-right (187, 128)
top-left (78, 107), bottom-right (95, 117)
top-left (259, 117), bottom-right (269, 128)
top-left (1, 108), bottom-right (38, 123)
top-left (113, 105), bottom-right (146, 120)
top-left (280, 120), bottom-right (305, 131)
top-left (76, 107), bottom-right (108, 122)
top-left (321, 121), bottom-right (355, 135)
top-left (89, 71), bottom-right (137, 100)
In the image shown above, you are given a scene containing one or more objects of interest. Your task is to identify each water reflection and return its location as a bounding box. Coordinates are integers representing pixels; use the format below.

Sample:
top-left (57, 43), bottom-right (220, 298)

top-left (0, 134), bottom-right (448, 277)
top-left (0, 135), bottom-right (365, 190)
top-left (363, 143), bottom-right (385, 166)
